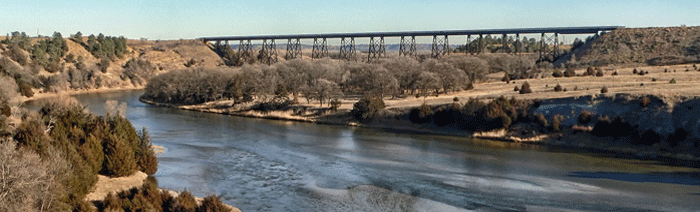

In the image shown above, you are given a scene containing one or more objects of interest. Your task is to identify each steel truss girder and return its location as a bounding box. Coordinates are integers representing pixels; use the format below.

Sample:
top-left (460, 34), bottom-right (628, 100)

top-left (539, 32), bottom-right (559, 62)
top-left (260, 39), bottom-right (278, 65)
top-left (399, 36), bottom-right (417, 58)
top-left (431, 35), bottom-right (449, 58)
top-left (285, 38), bottom-right (301, 60)
top-left (312, 38), bottom-right (328, 59)
top-left (238, 40), bottom-right (253, 62)
top-left (339, 37), bottom-right (356, 61)
top-left (367, 36), bottom-right (385, 61)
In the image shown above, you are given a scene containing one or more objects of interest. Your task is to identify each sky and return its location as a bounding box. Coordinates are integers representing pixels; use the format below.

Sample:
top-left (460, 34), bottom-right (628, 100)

top-left (1, 0), bottom-right (699, 40)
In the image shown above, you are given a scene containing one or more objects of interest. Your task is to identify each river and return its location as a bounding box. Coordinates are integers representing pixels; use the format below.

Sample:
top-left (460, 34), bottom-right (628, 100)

top-left (26, 90), bottom-right (700, 211)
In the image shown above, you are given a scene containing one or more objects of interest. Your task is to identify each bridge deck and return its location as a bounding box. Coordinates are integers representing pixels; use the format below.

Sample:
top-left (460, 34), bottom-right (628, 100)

top-left (200, 26), bottom-right (624, 41)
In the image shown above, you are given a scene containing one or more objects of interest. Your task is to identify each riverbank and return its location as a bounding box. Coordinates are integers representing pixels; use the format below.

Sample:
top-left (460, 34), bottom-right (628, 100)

top-left (139, 94), bottom-right (700, 167)
top-left (19, 86), bottom-right (146, 104)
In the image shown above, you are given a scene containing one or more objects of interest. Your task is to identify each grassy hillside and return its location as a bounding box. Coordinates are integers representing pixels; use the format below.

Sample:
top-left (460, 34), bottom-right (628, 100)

top-left (0, 32), bottom-right (222, 102)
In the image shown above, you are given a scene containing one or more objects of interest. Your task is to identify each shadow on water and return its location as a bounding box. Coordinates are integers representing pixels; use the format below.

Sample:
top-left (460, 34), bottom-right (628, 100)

top-left (568, 171), bottom-right (700, 186)
top-left (540, 144), bottom-right (700, 168)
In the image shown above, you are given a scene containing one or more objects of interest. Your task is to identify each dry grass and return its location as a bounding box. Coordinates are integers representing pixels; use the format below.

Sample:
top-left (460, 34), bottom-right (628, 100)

top-left (84, 171), bottom-right (148, 202)
top-left (374, 64), bottom-right (700, 109)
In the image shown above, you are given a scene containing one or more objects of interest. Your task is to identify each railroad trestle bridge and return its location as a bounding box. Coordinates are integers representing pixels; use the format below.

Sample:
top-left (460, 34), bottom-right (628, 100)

top-left (200, 26), bottom-right (623, 64)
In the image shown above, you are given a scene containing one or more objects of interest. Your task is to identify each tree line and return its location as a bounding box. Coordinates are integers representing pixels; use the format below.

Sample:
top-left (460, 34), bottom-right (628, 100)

top-left (142, 55), bottom-right (536, 106)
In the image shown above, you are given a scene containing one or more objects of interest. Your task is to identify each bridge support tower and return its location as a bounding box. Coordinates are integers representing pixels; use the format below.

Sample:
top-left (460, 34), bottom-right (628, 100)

top-left (285, 38), bottom-right (302, 60)
top-left (238, 40), bottom-right (253, 62)
top-left (399, 36), bottom-right (416, 58)
top-left (465, 34), bottom-right (481, 55)
top-left (539, 33), bottom-right (559, 62)
top-left (312, 38), bottom-right (328, 59)
top-left (260, 39), bottom-right (278, 65)
top-left (339, 37), bottom-right (357, 61)
top-left (367, 36), bottom-right (385, 61)
top-left (431, 35), bottom-right (449, 58)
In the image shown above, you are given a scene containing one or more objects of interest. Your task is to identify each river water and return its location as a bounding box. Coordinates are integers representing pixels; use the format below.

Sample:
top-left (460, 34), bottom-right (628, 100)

top-left (26, 90), bottom-right (700, 211)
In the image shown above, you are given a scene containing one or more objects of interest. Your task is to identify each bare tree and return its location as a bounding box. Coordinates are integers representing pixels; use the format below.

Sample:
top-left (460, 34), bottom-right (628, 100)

top-left (443, 56), bottom-right (490, 83)
top-left (303, 79), bottom-right (343, 106)
top-left (381, 57), bottom-right (421, 95)
top-left (0, 140), bottom-right (69, 212)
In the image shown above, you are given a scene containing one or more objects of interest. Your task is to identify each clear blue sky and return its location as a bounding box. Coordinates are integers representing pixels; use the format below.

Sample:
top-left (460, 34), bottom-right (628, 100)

top-left (1, 0), bottom-right (698, 40)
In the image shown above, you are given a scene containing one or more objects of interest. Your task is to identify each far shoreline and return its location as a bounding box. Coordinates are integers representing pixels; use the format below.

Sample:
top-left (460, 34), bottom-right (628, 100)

top-left (19, 86), bottom-right (145, 104)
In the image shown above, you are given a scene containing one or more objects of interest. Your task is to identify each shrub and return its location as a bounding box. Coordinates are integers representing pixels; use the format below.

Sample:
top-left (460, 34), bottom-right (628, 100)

top-left (101, 133), bottom-right (137, 177)
top-left (123, 59), bottom-right (157, 86)
top-left (434, 108), bottom-right (457, 127)
top-left (595, 69), bottom-right (604, 77)
top-left (330, 99), bottom-right (341, 111)
top-left (103, 192), bottom-right (122, 211)
top-left (99, 58), bottom-right (110, 73)
top-left (585, 67), bottom-right (595, 76)
top-left (554, 84), bottom-right (563, 92)
top-left (564, 68), bottom-right (576, 77)
top-left (496, 114), bottom-right (512, 129)
top-left (13, 114), bottom-right (52, 157)
top-left (513, 86), bottom-right (520, 92)
top-left (197, 195), bottom-right (230, 212)
top-left (593, 116), bottom-right (633, 138)
top-left (453, 97), bottom-right (459, 102)
top-left (592, 116), bottom-right (611, 136)
top-left (533, 113), bottom-right (548, 130)
top-left (185, 58), bottom-right (197, 67)
top-left (552, 69), bottom-right (563, 77)
top-left (409, 103), bottom-right (433, 124)
top-left (465, 82), bottom-right (474, 90)
top-left (668, 128), bottom-right (689, 147)
top-left (351, 95), bottom-right (385, 122)
top-left (16, 79), bottom-right (34, 97)
top-left (550, 114), bottom-right (564, 132)
top-left (578, 111), bottom-right (592, 125)
top-left (640, 96), bottom-right (651, 107)
top-left (670, 78), bottom-right (676, 84)
top-left (137, 127), bottom-right (158, 175)
top-left (600, 86), bottom-right (608, 94)
top-left (612, 71), bottom-right (618, 75)
top-left (638, 130), bottom-right (661, 146)
top-left (177, 190), bottom-right (198, 211)
top-left (519, 81), bottom-right (532, 94)
top-left (501, 73), bottom-right (510, 83)
top-left (633, 68), bottom-right (638, 74)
